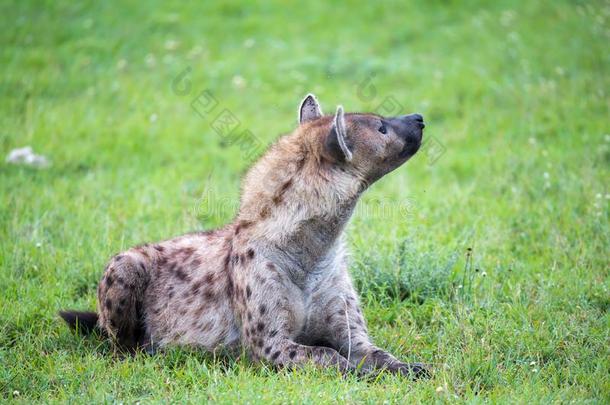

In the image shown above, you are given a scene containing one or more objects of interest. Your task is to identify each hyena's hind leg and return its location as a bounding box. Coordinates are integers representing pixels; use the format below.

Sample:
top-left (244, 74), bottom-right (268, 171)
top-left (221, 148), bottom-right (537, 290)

top-left (97, 251), bottom-right (152, 353)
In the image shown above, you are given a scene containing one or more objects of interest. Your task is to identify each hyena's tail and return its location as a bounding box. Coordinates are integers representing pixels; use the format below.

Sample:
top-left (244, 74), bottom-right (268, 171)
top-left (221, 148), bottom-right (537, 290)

top-left (59, 310), bottom-right (103, 335)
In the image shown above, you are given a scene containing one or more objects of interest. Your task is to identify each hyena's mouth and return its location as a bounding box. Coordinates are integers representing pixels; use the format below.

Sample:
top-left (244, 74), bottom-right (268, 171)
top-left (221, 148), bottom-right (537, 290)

top-left (399, 138), bottom-right (422, 159)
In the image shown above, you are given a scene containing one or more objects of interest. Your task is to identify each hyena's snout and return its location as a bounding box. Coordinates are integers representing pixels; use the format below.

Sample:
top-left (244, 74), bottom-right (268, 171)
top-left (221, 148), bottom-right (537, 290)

top-left (397, 113), bottom-right (425, 139)
top-left (401, 113), bottom-right (425, 130)
top-left (390, 113), bottom-right (425, 158)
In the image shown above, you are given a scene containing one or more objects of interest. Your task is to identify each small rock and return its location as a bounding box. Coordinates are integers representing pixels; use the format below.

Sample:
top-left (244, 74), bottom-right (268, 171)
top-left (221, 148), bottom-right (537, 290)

top-left (6, 146), bottom-right (50, 168)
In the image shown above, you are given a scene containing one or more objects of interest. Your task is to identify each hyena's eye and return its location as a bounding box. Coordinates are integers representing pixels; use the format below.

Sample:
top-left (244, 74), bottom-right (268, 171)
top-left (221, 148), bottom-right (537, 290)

top-left (378, 123), bottom-right (387, 134)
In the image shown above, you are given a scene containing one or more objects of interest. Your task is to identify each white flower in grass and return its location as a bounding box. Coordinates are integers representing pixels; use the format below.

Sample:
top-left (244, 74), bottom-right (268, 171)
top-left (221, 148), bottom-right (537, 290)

top-left (232, 75), bottom-right (246, 89)
top-left (436, 386), bottom-right (444, 393)
top-left (164, 39), bottom-right (179, 51)
top-left (543, 172), bottom-right (551, 189)
top-left (145, 54), bottom-right (156, 68)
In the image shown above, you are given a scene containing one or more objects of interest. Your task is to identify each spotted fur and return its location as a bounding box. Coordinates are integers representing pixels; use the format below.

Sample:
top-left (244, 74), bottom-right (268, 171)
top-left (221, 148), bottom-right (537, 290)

top-left (60, 94), bottom-right (429, 378)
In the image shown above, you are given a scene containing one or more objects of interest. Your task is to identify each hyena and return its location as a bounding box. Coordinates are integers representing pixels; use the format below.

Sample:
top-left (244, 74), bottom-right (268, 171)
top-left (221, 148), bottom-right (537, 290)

top-left (60, 94), bottom-right (429, 378)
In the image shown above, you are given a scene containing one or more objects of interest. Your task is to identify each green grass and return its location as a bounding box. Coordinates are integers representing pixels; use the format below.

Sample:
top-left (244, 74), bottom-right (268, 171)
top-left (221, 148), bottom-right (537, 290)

top-left (1, 0), bottom-right (609, 402)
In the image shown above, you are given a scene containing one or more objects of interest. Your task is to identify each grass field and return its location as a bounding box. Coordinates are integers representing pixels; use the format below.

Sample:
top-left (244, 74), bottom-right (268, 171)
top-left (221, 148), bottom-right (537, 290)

top-left (1, 0), bottom-right (609, 403)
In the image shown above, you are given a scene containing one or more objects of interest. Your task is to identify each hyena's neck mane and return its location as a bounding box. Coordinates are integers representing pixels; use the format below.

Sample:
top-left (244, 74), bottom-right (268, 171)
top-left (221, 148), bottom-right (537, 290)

top-left (235, 130), bottom-right (365, 267)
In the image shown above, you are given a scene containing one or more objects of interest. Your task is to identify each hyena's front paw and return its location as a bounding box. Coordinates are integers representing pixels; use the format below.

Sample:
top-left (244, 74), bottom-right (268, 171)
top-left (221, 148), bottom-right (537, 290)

top-left (392, 362), bottom-right (432, 380)
top-left (365, 347), bottom-right (432, 379)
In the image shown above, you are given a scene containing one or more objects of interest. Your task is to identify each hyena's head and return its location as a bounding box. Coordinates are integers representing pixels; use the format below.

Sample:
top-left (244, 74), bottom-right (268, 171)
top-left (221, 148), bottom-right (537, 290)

top-left (298, 94), bottom-right (425, 184)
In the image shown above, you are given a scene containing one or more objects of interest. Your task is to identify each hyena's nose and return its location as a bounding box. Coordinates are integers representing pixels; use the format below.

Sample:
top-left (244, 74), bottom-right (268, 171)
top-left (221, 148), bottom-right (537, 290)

top-left (402, 113), bottom-right (425, 129)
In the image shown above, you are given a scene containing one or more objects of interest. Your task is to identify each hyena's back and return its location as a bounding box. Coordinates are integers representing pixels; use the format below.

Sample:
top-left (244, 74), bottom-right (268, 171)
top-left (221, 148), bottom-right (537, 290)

top-left (96, 227), bottom-right (240, 351)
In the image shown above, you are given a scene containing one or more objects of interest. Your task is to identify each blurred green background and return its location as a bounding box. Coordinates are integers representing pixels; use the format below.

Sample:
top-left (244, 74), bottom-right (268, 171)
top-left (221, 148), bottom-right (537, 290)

top-left (1, 0), bottom-right (608, 402)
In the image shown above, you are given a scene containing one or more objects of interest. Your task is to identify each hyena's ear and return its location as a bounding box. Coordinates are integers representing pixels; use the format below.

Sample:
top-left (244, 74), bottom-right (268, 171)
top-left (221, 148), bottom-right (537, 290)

top-left (325, 105), bottom-right (353, 162)
top-left (298, 94), bottom-right (323, 124)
